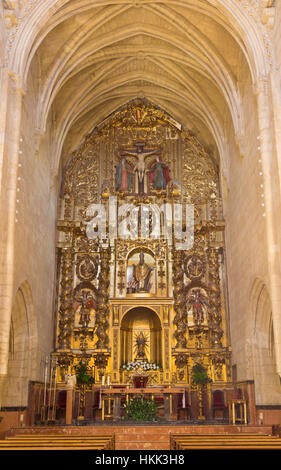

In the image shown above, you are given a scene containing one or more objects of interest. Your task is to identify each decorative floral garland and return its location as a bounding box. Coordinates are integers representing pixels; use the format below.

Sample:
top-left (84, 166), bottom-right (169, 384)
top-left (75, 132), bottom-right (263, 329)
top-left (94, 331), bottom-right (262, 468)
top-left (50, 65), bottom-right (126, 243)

top-left (121, 360), bottom-right (161, 371)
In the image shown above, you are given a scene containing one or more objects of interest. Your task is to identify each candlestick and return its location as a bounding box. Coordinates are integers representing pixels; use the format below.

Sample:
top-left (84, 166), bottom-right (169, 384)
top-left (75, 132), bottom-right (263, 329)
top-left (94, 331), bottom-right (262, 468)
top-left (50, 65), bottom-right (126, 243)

top-left (43, 356), bottom-right (48, 407)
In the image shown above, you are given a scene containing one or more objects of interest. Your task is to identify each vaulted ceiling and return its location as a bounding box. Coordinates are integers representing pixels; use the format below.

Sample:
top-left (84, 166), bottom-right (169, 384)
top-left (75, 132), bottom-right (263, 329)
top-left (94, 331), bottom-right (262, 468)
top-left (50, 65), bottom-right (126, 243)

top-left (26, 1), bottom-right (256, 172)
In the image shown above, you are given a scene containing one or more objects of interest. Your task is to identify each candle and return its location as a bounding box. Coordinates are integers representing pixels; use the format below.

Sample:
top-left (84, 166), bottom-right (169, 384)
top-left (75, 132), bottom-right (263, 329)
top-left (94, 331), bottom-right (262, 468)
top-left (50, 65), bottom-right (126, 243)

top-left (107, 375), bottom-right (110, 386)
top-left (182, 392), bottom-right (186, 409)
top-left (102, 376), bottom-right (105, 386)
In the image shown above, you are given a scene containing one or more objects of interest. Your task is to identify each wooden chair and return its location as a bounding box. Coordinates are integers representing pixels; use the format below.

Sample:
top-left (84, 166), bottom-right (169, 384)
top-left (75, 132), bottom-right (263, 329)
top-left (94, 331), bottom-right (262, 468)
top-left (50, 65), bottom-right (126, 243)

top-left (212, 390), bottom-right (227, 420)
top-left (92, 390), bottom-right (102, 420)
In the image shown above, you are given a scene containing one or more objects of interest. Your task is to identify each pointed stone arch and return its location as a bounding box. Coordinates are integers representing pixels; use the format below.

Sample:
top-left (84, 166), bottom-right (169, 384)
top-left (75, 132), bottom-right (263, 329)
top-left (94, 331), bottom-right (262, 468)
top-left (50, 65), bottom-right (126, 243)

top-left (1, 281), bottom-right (38, 407)
top-left (250, 278), bottom-right (281, 405)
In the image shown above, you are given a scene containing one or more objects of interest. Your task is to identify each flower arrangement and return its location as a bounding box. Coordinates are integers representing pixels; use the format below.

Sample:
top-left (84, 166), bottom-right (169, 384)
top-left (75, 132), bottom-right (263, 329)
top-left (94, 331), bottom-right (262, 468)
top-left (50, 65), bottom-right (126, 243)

top-left (121, 360), bottom-right (161, 371)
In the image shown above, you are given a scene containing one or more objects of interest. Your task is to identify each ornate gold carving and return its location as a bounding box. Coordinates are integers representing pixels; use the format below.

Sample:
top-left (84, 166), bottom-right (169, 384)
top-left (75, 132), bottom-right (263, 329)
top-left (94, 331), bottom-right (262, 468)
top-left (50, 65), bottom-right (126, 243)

top-left (74, 235), bottom-right (99, 253)
top-left (207, 246), bottom-right (223, 347)
top-left (123, 368), bottom-right (161, 386)
top-left (172, 250), bottom-right (187, 349)
top-left (63, 144), bottom-right (99, 209)
top-left (112, 305), bottom-right (119, 325)
top-left (56, 353), bottom-right (73, 382)
top-left (55, 99), bottom-right (231, 388)
top-left (182, 137), bottom-right (218, 204)
top-left (116, 239), bottom-right (167, 261)
top-left (113, 329), bottom-right (118, 370)
top-left (63, 196), bottom-right (73, 220)
top-left (163, 305), bottom-right (169, 325)
top-left (175, 353), bottom-right (188, 369)
top-left (184, 254), bottom-right (205, 280)
top-left (158, 259), bottom-right (166, 294)
top-left (117, 260), bottom-right (126, 295)
top-left (97, 100), bottom-right (181, 134)
top-left (57, 247), bottom-right (74, 349)
top-left (95, 352), bottom-right (108, 376)
top-left (164, 329), bottom-right (170, 370)
top-left (95, 248), bottom-right (111, 349)
top-left (76, 254), bottom-right (98, 281)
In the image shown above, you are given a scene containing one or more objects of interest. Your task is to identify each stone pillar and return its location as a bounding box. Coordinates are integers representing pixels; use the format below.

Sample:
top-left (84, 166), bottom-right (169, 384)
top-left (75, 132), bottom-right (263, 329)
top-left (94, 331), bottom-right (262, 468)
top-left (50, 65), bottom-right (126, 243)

top-left (256, 77), bottom-right (281, 377)
top-left (0, 68), bottom-right (9, 193)
top-left (0, 71), bottom-right (24, 390)
top-left (269, 68), bottom-right (281, 195)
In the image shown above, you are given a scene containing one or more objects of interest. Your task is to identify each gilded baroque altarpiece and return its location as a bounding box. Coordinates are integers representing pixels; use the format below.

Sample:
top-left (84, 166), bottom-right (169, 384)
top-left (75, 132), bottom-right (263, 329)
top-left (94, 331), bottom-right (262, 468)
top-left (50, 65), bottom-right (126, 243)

top-left (54, 100), bottom-right (232, 388)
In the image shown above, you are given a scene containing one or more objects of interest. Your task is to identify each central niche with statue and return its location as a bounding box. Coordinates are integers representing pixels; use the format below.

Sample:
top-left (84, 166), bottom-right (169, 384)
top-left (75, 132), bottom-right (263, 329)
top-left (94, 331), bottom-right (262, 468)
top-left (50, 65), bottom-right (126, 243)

top-left (120, 307), bottom-right (162, 386)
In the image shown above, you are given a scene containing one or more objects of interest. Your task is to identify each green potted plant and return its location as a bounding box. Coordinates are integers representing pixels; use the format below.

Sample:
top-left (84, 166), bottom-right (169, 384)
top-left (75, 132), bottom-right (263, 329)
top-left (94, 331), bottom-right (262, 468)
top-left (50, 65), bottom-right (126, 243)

top-left (191, 363), bottom-right (212, 420)
top-left (75, 362), bottom-right (94, 386)
top-left (123, 396), bottom-right (158, 421)
top-left (74, 362), bottom-right (94, 420)
top-left (191, 363), bottom-right (212, 386)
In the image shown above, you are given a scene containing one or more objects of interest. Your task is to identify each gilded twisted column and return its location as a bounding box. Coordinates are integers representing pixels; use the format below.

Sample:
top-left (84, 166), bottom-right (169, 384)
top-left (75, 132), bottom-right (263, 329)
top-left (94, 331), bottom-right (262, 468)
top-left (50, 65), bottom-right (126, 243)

top-left (207, 247), bottom-right (223, 347)
top-left (95, 247), bottom-right (110, 350)
top-left (57, 248), bottom-right (74, 349)
top-left (172, 249), bottom-right (187, 349)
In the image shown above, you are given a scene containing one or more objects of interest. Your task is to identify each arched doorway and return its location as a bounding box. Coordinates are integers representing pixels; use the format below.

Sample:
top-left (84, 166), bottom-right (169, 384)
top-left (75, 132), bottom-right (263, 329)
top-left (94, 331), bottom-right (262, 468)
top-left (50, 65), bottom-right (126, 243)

top-left (250, 280), bottom-right (281, 406)
top-left (1, 281), bottom-right (36, 407)
top-left (120, 307), bottom-right (162, 367)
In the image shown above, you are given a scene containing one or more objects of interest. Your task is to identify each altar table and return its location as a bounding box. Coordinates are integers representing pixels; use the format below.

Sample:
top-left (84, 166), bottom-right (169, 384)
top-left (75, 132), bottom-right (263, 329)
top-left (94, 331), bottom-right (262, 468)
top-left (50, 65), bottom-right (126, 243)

top-left (99, 387), bottom-right (186, 421)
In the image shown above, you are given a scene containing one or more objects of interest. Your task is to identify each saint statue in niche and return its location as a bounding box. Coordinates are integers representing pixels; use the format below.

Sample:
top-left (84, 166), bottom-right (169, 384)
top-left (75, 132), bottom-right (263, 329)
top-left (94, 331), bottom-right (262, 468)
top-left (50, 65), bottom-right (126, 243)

top-left (134, 331), bottom-right (148, 360)
top-left (74, 289), bottom-right (97, 327)
top-left (120, 142), bottom-right (160, 194)
top-left (186, 288), bottom-right (209, 326)
top-left (115, 157), bottom-right (134, 192)
top-left (127, 251), bottom-right (154, 293)
top-left (148, 155), bottom-right (171, 190)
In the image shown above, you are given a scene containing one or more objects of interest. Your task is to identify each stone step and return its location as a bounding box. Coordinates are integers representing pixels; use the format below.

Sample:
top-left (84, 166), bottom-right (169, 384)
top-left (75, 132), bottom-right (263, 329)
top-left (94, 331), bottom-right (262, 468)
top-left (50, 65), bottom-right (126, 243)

top-left (116, 433), bottom-right (169, 442)
top-left (115, 429), bottom-right (170, 450)
top-left (116, 442), bottom-right (170, 450)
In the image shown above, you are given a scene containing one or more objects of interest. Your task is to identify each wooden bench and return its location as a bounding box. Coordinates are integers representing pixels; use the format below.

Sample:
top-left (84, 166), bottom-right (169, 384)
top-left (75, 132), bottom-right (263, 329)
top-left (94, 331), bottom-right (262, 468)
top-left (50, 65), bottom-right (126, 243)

top-left (170, 433), bottom-right (281, 450)
top-left (0, 433), bottom-right (115, 450)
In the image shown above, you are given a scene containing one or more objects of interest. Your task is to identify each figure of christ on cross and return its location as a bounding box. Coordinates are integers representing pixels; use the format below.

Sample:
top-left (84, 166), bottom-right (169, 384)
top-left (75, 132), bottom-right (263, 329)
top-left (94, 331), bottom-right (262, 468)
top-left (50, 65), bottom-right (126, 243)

top-left (120, 142), bottom-right (160, 194)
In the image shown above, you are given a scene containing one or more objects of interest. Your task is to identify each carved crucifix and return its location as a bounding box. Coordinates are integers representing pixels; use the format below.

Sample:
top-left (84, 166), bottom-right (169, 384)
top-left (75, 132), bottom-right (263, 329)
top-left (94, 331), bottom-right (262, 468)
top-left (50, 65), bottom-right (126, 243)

top-left (120, 142), bottom-right (160, 193)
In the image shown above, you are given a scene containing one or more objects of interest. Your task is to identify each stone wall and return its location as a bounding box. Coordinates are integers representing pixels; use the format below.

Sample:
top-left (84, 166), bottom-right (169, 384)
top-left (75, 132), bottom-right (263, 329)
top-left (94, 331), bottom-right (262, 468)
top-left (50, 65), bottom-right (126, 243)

top-left (0, 54), bottom-right (57, 406)
top-left (224, 60), bottom-right (268, 382)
